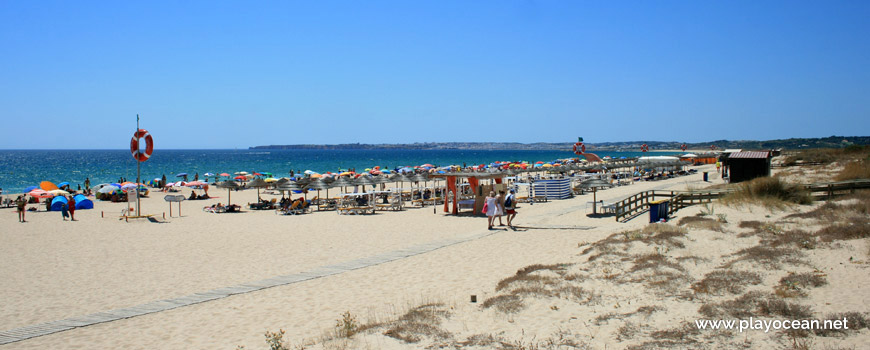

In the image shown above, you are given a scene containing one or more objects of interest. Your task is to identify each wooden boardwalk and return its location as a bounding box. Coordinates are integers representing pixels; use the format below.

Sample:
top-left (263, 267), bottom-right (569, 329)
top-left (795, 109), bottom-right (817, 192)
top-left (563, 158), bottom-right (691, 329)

top-left (614, 179), bottom-right (870, 222)
top-left (0, 231), bottom-right (496, 345)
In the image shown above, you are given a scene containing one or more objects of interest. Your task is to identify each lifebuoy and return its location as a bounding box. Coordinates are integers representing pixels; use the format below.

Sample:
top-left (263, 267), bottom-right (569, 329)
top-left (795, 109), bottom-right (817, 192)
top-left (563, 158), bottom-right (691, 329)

top-left (130, 129), bottom-right (154, 162)
top-left (641, 144), bottom-right (649, 152)
top-left (573, 142), bottom-right (584, 154)
top-left (681, 144), bottom-right (687, 151)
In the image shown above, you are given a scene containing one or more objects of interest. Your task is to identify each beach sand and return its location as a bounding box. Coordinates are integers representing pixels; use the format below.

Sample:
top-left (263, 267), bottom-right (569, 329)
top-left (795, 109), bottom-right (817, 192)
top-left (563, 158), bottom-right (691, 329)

top-left (2, 164), bottom-right (868, 349)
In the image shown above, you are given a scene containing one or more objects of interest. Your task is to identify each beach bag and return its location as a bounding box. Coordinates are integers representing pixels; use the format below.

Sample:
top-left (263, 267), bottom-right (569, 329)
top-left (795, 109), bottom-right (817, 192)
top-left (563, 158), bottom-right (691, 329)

top-left (482, 203), bottom-right (489, 213)
top-left (505, 195), bottom-right (513, 208)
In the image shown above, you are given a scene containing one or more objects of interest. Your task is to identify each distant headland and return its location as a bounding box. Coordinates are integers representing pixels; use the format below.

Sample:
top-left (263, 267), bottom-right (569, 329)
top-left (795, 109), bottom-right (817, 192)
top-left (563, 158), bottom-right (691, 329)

top-left (250, 136), bottom-right (870, 151)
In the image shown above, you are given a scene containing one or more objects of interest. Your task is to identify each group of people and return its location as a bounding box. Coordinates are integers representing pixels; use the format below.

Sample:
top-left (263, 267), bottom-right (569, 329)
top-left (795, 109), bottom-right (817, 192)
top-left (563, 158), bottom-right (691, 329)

top-left (484, 189), bottom-right (518, 230)
top-left (12, 194), bottom-right (79, 222)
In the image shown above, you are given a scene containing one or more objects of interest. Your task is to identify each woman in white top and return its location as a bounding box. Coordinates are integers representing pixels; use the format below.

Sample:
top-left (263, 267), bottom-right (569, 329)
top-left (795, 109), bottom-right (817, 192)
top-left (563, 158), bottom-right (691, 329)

top-left (485, 191), bottom-right (498, 230)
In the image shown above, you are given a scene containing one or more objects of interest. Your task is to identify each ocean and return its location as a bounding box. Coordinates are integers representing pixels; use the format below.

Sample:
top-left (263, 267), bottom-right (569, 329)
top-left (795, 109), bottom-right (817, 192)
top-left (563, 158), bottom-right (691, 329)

top-left (0, 149), bottom-right (680, 194)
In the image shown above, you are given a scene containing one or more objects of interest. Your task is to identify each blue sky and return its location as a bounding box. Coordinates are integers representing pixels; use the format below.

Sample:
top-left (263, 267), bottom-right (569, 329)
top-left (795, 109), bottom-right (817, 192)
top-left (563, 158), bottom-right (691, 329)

top-left (1, 1), bottom-right (868, 149)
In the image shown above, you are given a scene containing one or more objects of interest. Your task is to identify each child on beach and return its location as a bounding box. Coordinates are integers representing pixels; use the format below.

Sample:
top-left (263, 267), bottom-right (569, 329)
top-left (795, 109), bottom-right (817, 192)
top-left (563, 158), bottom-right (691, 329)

top-left (60, 200), bottom-right (70, 221)
top-left (485, 191), bottom-right (497, 230)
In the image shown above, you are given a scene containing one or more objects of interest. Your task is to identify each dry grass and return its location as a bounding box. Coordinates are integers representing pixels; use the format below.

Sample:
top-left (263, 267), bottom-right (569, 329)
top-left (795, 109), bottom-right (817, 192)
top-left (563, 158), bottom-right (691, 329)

top-left (650, 322), bottom-right (701, 341)
top-left (616, 322), bottom-right (639, 341)
top-left (814, 312), bottom-right (870, 337)
top-left (699, 291), bottom-right (813, 319)
top-left (594, 306), bottom-right (664, 326)
top-left (835, 160), bottom-right (870, 181)
top-left (382, 303), bottom-right (452, 343)
top-left (757, 297), bottom-right (814, 319)
top-left (624, 253), bottom-right (692, 292)
top-left (815, 218), bottom-right (870, 242)
top-left (722, 245), bottom-right (805, 269)
top-left (699, 291), bottom-right (768, 318)
top-left (762, 229), bottom-right (817, 250)
top-left (677, 215), bottom-right (726, 232)
top-left (481, 294), bottom-right (524, 313)
top-left (775, 271), bottom-right (827, 298)
top-left (739, 220), bottom-right (764, 229)
top-left (691, 270), bottom-right (763, 295)
top-left (721, 176), bottom-right (812, 208)
top-left (783, 146), bottom-right (870, 167)
top-left (630, 253), bottom-right (686, 273)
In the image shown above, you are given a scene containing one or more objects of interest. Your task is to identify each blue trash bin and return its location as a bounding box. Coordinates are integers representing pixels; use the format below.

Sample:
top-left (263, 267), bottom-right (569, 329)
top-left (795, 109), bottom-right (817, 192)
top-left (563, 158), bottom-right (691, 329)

top-left (649, 199), bottom-right (670, 223)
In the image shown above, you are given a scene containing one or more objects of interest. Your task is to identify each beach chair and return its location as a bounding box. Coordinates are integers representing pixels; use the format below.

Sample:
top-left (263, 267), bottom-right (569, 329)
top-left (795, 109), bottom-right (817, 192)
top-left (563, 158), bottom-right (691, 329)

top-left (277, 201), bottom-right (302, 215)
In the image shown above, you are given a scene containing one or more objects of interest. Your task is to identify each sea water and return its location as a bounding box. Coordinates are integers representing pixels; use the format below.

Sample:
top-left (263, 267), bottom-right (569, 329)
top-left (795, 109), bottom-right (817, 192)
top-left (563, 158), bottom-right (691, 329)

top-left (0, 149), bottom-right (678, 193)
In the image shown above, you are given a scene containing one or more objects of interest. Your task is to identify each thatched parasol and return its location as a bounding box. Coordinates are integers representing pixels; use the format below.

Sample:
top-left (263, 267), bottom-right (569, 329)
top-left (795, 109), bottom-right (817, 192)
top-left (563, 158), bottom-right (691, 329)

top-left (215, 181), bottom-right (240, 205)
top-left (245, 178), bottom-right (270, 200)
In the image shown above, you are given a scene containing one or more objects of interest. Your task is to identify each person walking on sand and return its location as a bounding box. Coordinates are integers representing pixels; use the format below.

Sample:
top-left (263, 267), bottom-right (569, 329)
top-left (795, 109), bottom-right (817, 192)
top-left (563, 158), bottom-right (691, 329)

top-left (16, 195), bottom-right (27, 222)
top-left (485, 191), bottom-right (498, 230)
top-left (67, 196), bottom-right (76, 221)
top-left (505, 188), bottom-right (518, 228)
top-left (495, 190), bottom-right (506, 226)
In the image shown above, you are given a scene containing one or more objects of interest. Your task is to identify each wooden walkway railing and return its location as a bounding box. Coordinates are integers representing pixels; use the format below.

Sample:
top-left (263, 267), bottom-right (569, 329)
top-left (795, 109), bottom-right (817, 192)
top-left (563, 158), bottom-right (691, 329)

top-left (613, 179), bottom-right (870, 222)
top-left (614, 190), bottom-right (724, 222)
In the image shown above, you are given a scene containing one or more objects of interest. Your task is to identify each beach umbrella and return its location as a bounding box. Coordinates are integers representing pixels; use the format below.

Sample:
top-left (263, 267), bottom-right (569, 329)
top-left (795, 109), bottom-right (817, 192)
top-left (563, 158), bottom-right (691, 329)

top-left (331, 177), bottom-right (353, 193)
top-left (264, 177), bottom-right (278, 183)
top-left (215, 181), bottom-right (240, 205)
top-left (49, 189), bottom-right (70, 196)
top-left (185, 181), bottom-right (207, 187)
top-left (219, 173), bottom-right (230, 177)
top-left (246, 178), bottom-right (270, 199)
top-left (204, 172), bottom-right (215, 176)
top-left (121, 183), bottom-right (138, 190)
top-left (353, 176), bottom-right (376, 192)
top-left (24, 185), bottom-right (39, 193)
top-left (57, 182), bottom-right (70, 188)
top-left (276, 181), bottom-right (302, 199)
top-left (28, 189), bottom-right (54, 199)
top-left (176, 173), bottom-right (187, 177)
top-left (306, 179), bottom-right (332, 200)
top-left (40, 181), bottom-right (59, 191)
top-left (98, 185), bottom-right (121, 194)
top-left (233, 175), bottom-right (246, 180)
top-left (579, 179), bottom-right (612, 215)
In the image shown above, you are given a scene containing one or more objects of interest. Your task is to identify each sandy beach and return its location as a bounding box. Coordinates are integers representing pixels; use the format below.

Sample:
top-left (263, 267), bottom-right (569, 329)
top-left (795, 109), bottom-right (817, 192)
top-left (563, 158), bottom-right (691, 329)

top-left (2, 163), bottom-right (868, 349)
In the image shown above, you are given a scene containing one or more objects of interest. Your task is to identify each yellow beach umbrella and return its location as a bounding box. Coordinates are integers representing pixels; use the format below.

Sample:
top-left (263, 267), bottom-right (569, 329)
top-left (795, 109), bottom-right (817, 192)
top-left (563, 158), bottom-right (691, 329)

top-left (264, 177), bottom-right (278, 183)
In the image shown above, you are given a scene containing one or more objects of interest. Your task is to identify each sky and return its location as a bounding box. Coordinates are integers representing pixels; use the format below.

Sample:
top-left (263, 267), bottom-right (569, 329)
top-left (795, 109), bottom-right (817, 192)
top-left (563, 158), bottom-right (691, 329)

top-left (1, 1), bottom-right (869, 149)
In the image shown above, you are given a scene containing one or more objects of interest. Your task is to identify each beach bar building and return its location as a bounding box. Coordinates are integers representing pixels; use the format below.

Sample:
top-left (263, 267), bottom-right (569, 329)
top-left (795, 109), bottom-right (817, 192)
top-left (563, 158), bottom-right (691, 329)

top-left (431, 173), bottom-right (508, 215)
top-left (723, 151), bottom-right (772, 183)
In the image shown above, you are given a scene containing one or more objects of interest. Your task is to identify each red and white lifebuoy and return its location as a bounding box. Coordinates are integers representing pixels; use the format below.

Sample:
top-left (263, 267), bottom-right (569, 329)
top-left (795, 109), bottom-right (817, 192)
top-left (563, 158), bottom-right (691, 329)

top-left (573, 142), bottom-right (586, 154)
top-left (641, 144), bottom-right (649, 152)
top-left (681, 144), bottom-right (687, 151)
top-left (710, 145), bottom-right (716, 150)
top-left (130, 129), bottom-right (153, 162)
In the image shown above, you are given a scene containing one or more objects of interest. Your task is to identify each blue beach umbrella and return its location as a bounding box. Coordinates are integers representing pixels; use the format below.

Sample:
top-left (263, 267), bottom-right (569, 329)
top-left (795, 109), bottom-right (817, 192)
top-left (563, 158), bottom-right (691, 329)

top-left (24, 185), bottom-right (38, 193)
top-left (58, 182), bottom-right (70, 187)
top-left (176, 173), bottom-right (188, 177)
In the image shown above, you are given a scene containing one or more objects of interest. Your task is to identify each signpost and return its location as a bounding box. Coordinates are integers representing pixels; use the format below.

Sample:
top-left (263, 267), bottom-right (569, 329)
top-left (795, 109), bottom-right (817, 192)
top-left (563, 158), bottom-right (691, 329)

top-left (164, 195), bottom-right (185, 217)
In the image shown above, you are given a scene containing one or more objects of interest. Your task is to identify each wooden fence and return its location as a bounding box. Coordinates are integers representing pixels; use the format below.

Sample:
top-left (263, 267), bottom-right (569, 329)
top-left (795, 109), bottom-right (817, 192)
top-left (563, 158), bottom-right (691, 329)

top-left (614, 179), bottom-right (870, 222)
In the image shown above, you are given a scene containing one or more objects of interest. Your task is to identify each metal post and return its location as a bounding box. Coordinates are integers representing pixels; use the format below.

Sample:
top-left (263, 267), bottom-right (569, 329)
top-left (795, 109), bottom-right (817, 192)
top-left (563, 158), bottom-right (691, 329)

top-left (136, 114), bottom-right (141, 217)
